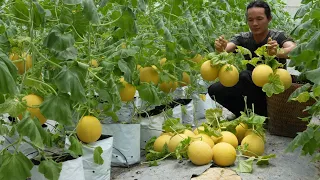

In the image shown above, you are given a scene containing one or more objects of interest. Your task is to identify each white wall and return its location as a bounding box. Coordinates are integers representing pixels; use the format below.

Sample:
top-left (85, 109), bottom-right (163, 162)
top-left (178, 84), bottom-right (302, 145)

top-left (284, 0), bottom-right (302, 17)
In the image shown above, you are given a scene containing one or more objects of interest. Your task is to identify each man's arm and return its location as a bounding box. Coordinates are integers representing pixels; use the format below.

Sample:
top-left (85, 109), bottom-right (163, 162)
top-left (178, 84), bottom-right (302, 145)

top-left (277, 41), bottom-right (296, 59)
top-left (215, 35), bottom-right (237, 53)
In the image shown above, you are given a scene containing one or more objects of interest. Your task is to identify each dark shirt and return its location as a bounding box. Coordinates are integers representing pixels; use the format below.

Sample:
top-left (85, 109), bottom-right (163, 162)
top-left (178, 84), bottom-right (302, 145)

top-left (230, 29), bottom-right (293, 71)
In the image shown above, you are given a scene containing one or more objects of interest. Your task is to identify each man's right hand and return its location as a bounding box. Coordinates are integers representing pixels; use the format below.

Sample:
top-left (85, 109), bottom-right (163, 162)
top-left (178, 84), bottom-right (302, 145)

top-left (215, 35), bottom-right (228, 52)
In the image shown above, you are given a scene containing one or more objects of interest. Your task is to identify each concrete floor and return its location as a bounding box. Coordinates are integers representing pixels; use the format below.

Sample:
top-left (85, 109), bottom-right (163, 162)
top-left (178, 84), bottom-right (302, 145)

top-left (111, 132), bottom-right (320, 180)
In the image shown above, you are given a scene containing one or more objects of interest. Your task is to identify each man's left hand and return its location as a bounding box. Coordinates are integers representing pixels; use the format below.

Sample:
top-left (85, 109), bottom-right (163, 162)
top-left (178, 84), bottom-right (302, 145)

top-left (267, 37), bottom-right (278, 56)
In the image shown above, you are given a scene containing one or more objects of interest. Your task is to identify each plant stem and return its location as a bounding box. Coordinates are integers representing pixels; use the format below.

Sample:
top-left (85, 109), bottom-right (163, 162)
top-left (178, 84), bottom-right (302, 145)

top-left (88, 69), bottom-right (108, 85)
top-left (0, 139), bottom-right (20, 155)
top-left (26, 77), bottom-right (58, 95)
top-left (31, 44), bottom-right (62, 68)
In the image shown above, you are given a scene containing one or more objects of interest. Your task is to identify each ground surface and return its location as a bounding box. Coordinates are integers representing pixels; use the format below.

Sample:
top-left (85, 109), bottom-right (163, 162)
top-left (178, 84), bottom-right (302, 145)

top-left (110, 131), bottom-right (319, 180)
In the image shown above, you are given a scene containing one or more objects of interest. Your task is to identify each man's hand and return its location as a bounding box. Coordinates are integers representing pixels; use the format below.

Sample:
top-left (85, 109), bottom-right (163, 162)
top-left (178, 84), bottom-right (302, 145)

top-left (267, 37), bottom-right (278, 56)
top-left (215, 35), bottom-right (228, 53)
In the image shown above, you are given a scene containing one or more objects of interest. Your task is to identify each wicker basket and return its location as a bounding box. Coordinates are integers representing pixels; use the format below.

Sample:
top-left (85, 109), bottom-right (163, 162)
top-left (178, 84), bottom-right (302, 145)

top-left (266, 83), bottom-right (314, 138)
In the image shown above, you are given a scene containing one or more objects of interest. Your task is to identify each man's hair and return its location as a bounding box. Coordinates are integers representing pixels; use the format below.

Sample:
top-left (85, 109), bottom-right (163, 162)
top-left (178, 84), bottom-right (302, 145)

top-left (246, 0), bottom-right (272, 19)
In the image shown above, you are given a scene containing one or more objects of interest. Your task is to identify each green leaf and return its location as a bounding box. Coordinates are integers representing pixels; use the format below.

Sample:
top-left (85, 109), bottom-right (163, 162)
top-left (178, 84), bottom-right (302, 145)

top-left (236, 46), bottom-right (252, 59)
top-left (118, 59), bottom-right (132, 82)
top-left (247, 115), bottom-right (267, 125)
top-left (40, 94), bottom-right (73, 126)
top-left (285, 126), bottom-right (314, 153)
top-left (306, 67), bottom-right (320, 85)
top-left (291, 92), bottom-right (310, 103)
top-left (289, 43), bottom-right (317, 65)
top-left (43, 24), bottom-right (77, 60)
top-left (54, 66), bottom-right (86, 103)
top-left (294, 2), bottom-right (312, 19)
top-left (145, 136), bottom-right (157, 152)
top-left (68, 136), bottom-right (83, 156)
top-left (17, 116), bottom-right (49, 148)
top-left (73, 11), bottom-right (89, 38)
top-left (256, 154), bottom-right (276, 165)
top-left (38, 159), bottom-right (62, 180)
top-left (0, 98), bottom-right (26, 117)
top-left (0, 61), bottom-right (17, 95)
top-left (69, 61), bottom-right (88, 85)
top-left (11, 0), bottom-right (29, 24)
top-left (254, 46), bottom-right (268, 57)
top-left (32, 1), bottom-right (46, 27)
top-left (115, 7), bottom-right (137, 37)
top-left (0, 151), bottom-right (33, 180)
top-left (242, 57), bottom-right (260, 67)
top-left (235, 157), bottom-right (254, 173)
top-left (145, 144), bottom-right (171, 165)
top-left (205, 108), bottom-right (223, 128)
top-left (312, 85), bottom-right (320, 97)
top-left (175, 137), bottom-right (191, 160)
top-left (301, 138), bottom-right (318, 155)
top-left (93, 146), bottom-right (104, 165)
top-left (0, 122), bottom-right (9, 135)
top-left (0, 51), bottom-right (17, 80)
top-left (288, 83), bottom-right (311, 101)
top-left (137, 83), bottom-right (160, 105)
top-left (262, 74), bottom-right (285, 97)
top-left (82, 0), bottom-right (100, 24)
top-left (162, 118), bottom-right (186, 133)
top-left (306, 31), bottom-right (320, 51)
top-left (291, 20), bottom-right (313, 37)
top-left (310, 8), bottom-right (320, 19)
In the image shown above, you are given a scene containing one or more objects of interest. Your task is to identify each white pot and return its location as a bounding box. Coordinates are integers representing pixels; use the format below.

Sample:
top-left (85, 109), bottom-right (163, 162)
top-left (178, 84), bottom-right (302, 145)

top-left (102, 124), bottom-right (140, 167)
top-left (65, 135), bottom-right (113, 180)
top-left (192, 93), bottom-right (216, 119)
top-left (182, 101), bottom-right (195, 126)
top-left (140, 113), bottom-right (165, 150)
top-left (30, 156), bottom-right (85, 180)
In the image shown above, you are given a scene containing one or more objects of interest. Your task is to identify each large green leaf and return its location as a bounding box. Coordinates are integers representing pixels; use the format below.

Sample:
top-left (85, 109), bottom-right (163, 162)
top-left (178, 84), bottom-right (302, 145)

top-left (162, 118), bottom-right (186, 133)
top-left (306, 67), bottom-right (320, 85)
top-left (0, 51), bottom-right (18, 80)
top-left (54, 66), bottom-right (86, 103)
top-left (82, 0), bottom-right (100, 24)
top-left (0, 98), bottom-right (26, 117)
top-left (289, 43), bottom-right (317, 65)
top-left (115, 7), bottom-right (137, 37)
top-left (68, 136), bottom-right (83, 156)
top-left (137, 83), bottom-right (160, 105)
top-left (0, 151), bottom-right (33, 180)
top-left (235, 157), bottom-right (254, 173)
top-left (11, 0), bottom-right (29, 24)
top-left (38, 159), bottom-right (62, 180)
top-left (290, 20), bottom-right (313, 37)
top-left (32, 1), bottom-right (46, 27)
top-left (262, 74), bottom-right (285, 97)
top-left (0, 61), bottom-right (17, 95)
top-left (40, 94), bottom-right (73, 126)
top-left (73, 11), bottom-right (89, 38)
top-left (306, 31), bottom-right (320, 51)
top-left (43, 24), bottom-right (77, 60)
top-left (17, 116), bottom-right (50, 148)
top-left (294, 2), bottom-right (312, 19)
top-left (288, 83), bottom-right (312, 101)
top-left (285, 126), bottom-right (315, 153)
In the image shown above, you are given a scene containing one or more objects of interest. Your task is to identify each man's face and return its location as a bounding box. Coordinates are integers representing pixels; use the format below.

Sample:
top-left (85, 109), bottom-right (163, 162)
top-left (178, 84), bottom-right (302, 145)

top-left (247, 7), bottom-right (271, 35)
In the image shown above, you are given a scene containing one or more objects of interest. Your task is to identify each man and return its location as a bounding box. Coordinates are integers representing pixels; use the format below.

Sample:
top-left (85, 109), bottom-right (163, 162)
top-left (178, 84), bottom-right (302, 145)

top-left (208, 0), bottom-right (296, 119)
